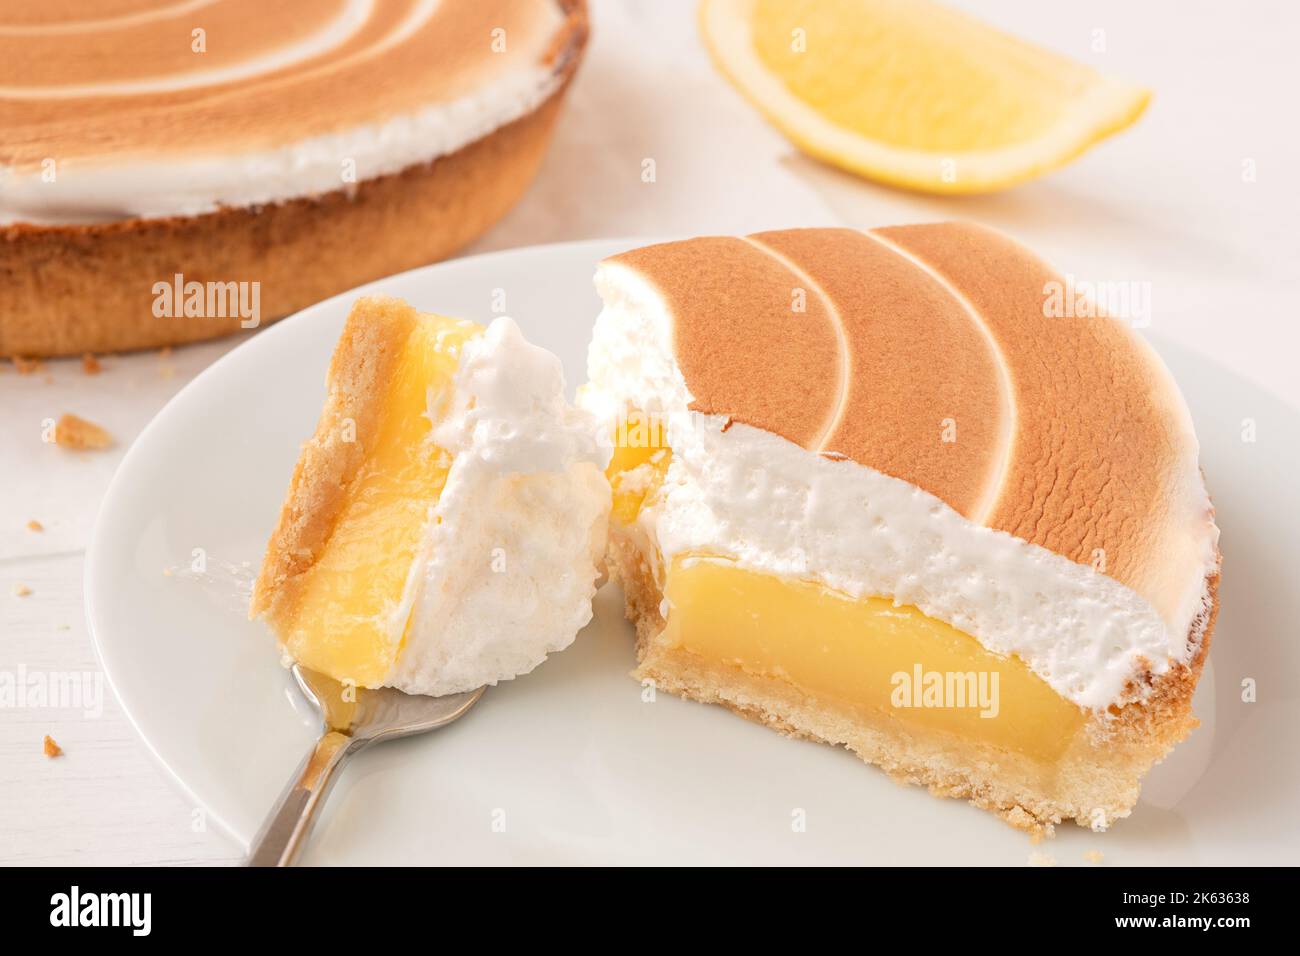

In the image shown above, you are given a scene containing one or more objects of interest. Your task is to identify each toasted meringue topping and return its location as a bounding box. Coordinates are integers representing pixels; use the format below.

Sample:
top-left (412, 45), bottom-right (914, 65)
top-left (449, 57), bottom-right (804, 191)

top-left (0, 0), bottom-right (576, 223)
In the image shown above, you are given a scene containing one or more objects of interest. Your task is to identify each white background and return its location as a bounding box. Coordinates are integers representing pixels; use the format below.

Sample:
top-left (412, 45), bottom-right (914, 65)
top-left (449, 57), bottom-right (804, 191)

top-left (1, 0), bottom-right (1297, 864)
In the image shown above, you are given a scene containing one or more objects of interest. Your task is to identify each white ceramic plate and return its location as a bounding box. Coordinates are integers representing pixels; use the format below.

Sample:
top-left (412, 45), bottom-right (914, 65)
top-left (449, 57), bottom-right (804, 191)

top-left (87, 239), bottom-right (1300, 865)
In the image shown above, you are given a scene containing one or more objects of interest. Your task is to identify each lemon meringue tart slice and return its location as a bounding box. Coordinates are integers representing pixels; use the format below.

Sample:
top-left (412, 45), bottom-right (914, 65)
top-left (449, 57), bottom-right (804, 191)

top-left (582, 223), bottom-right (1221, 833)
top-left (251, 296), bottom-right (609, 696)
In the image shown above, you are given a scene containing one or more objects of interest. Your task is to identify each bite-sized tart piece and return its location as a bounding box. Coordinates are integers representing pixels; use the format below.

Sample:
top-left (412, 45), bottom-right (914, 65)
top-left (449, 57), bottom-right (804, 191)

top-left (251, 295), bottom-right (609, 696)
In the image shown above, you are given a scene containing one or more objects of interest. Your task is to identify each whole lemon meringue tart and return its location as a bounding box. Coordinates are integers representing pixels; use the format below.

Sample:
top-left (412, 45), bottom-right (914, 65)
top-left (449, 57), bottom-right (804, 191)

top-left (0, 0), bottom-right (587, 357)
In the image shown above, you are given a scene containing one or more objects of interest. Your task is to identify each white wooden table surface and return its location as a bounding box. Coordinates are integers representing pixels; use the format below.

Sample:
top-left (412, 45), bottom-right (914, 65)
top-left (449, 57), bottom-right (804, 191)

top-left (3, 0), bottom-right (1297, 865)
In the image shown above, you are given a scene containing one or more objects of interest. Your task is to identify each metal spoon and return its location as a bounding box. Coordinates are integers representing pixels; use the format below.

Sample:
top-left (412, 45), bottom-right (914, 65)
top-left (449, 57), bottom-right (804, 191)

top-left (245, 664), bottom-right (483, 866)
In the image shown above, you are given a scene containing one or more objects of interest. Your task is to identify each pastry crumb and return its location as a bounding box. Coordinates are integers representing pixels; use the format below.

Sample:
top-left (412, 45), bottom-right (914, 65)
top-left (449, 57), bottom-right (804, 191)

top-left (12, 355), bottom-right (43, 375)
top-left (26, 519), bottom-right (44, 532)
top-left (13, 583), bottom-right (33, 597)
top-left (43, 735), bottom-right (63, 758)
top-left (1083, 849), bottom-right (1104, 864)
top-left (81, 353), bottom-right (102, 375)
top-left (1028, 850), bottom-right (1057, 867)
top-left (53, 413), bottom-right (113, 450)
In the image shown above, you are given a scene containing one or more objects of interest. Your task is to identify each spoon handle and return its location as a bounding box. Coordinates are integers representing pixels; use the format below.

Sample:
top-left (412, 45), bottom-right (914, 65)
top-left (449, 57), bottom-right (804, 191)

top-left (245, 729), bottom-right (356, 866)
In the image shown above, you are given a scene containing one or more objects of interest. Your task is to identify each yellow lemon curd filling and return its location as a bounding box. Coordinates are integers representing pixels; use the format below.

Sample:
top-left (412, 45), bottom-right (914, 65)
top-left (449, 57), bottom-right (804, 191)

top-left (274, 315), bottom-right (480, 687)
top-left (608, 418), bottom-right (1086, 762)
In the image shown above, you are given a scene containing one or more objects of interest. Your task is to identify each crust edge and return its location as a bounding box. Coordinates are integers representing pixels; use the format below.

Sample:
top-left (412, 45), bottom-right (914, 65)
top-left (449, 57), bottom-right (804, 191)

top-left (249, 295), bottom-right (419, 621)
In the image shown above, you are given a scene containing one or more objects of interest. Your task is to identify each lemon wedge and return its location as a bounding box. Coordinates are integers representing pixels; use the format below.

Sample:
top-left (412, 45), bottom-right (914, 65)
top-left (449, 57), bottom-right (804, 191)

top-left (700, 0), bottom-right (1151, 193)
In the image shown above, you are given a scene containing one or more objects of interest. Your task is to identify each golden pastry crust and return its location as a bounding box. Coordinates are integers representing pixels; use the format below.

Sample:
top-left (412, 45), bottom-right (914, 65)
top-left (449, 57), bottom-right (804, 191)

top-left (52, 413), bottom-right (113, 450)
top-left (249, 295), bottom-right (419, 624)
top-left (0, 0), bottom-right (589, 358)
